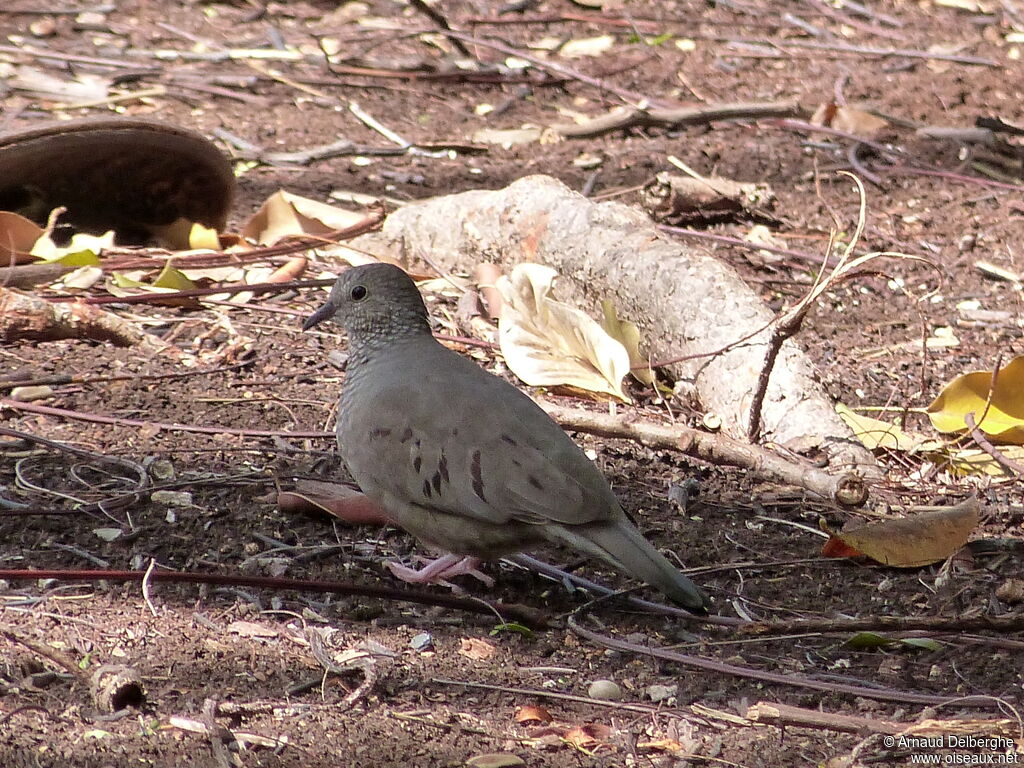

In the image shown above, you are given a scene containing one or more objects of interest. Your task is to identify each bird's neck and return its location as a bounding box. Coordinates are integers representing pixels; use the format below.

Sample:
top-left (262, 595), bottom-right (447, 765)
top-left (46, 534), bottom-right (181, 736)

top-left (346, 323), bottom-right (434, 370)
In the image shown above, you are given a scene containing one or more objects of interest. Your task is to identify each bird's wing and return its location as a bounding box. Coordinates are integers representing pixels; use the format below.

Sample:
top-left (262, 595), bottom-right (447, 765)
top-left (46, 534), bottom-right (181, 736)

top-left (340, 345), bottom-right (620, 529)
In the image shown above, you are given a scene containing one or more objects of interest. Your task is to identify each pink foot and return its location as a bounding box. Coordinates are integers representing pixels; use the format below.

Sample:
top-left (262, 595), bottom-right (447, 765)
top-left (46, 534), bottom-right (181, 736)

top-left (386, 554), bottom-right (495, 588)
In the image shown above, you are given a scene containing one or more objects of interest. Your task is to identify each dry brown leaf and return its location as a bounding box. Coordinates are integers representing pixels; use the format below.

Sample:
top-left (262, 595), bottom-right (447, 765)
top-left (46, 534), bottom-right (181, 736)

top-left (821, 498), bottom-right (980, 567)
top-left (514, 705), bottom-right (553, 724)
top-left (458, 637), bottom-right (497, 660)
top-left (810, 102), bottom-right (889, 138)
top-left (277, 488), bottom-right (390, 526)
top-left (0, 211), bottom-right (44, 265)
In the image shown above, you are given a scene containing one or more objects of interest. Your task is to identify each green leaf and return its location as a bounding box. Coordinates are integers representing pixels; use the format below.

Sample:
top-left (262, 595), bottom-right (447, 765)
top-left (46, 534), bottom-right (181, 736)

top-left (489, 622), bottom-right (534, 638)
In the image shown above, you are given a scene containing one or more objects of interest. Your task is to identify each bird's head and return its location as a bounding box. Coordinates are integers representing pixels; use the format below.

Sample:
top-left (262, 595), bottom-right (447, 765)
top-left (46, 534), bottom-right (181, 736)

top-left (302, 263), bottom-right (431, 342)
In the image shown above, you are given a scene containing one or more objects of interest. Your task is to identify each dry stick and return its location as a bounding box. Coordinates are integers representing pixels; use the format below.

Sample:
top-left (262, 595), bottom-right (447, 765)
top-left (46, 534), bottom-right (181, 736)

top-left (45, 277), bottom-right (336, 307)
top-left (0, 625), bottom-right (88, 683)
top-left (798, 0), bottom-right (906, 41)
top-left (658, 225), bottom-right (836, 268)
top-left (0, 43), bottom-right (159, 70)
top-left (0, 399), bottom-right (332, 440)
top-left (431, 678), bottom-right (663, 716)
top-left (407, 0), bottom-right (473, 58)
top-left (567, 614), bottom-right (1000, 708)
top-left (884, 165), bottom-right (1024, 192)
top-left (4, 395), bottom-right (865, 505)
top-left (738, 613), bottom-right (1024, 636)
top-left (552, 100), bottom-right (805, 139)
top-left (542, 402), bottom-right (868, 507)
top-left (965, 412), bottom-right (1024, 476)
top-left (439, 28), bottom-right (663, 108)
top-left (777, 39), bottom-right (999, 66)
top-left (0, 361), bottom-right (251, 392)
top-left (0, 569), bottom-right (547, 628)
top-left (745, 701), bottom-right (906, 735)
top-left (0, 285), bottom-right (172, 351)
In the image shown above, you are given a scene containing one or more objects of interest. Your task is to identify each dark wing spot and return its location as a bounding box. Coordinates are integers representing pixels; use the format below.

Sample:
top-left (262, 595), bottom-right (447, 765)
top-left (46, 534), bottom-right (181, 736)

top-left (452, 428), bottom-right (459, 437)
top-left (422, 479), bottom-right (432, 498)
top-left (511, 458), bottom-right (522, 468)
top-left (399, 428), bottom-right (414, 443)
top-left (471, 449), bottom-right (486, 502)
top-left (413, 456), bottom-right (422, 473)
top-left (527, 474), bottom-right (544, 490)
top-left (431, 471), bottom-right (442, 494)
top-left (500, 434), bottom-right (518, 446)
top-left (438, 453), bottom-right (449, 483)
top-left (370, 428), bottom-right (392, 439)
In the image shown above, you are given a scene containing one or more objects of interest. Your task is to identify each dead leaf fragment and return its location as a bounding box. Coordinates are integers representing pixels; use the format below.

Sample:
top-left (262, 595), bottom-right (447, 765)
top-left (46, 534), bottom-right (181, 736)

top-left (0, 211), bottom-right (44, 265)
top-left (465, 754), bottom-right (526, 768)
top-left (242, 190), bottom-right (369, 245)
top-left (458, 637), bottom-right (497, 660)
top-left (514, 705), bottom-right (553, 724)
top-left (821, 498), bottom-right (980, 567)
top-left (497, 263), bottom-right (632, 402)
top-left (810, 103), bottom-right (889, 138)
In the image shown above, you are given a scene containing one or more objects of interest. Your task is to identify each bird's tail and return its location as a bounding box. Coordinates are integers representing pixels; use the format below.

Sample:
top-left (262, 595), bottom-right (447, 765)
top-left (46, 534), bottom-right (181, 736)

top-left (547, 520), bottom-right (709, 612)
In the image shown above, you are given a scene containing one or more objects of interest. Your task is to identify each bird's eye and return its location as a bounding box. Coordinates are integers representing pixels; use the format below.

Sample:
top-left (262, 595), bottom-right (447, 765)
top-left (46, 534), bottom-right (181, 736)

top-left (350, 285), bottom-right (368, 301)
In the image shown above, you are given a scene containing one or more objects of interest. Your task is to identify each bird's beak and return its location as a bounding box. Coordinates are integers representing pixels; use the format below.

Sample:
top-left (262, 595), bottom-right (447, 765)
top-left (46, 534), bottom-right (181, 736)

top-left (302, 300), bottom-right (335, 331)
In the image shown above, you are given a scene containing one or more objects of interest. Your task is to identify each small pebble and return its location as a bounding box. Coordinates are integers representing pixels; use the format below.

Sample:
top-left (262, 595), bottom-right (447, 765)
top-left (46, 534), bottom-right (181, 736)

top-left (152, 490), bottom-right (192, 507)
top-left (410, 632), bottom-right (434, 652)
top-left (587, 679), bottom-right (622, 701)
top-left (647, 683), bottom-right (678, 703)
top-left (9, 385), bottom-right (54, 402)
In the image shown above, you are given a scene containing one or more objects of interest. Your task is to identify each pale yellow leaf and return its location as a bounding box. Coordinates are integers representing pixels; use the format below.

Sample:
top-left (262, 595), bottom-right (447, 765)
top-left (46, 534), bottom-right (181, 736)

top-left (31, 230), bottom-right (112, 265)
top-left (242, 190), bottom-right (368, 245)
top-left (600, 300), bottom-right (654, 386)
top-left (836, 404), bottom-right (943, 452)
top-left (497, 263), bottom-right (631, 402)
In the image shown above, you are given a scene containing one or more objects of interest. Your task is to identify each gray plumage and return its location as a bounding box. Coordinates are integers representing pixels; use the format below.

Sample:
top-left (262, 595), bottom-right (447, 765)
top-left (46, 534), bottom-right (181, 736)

top-left (303, 263), bottom-right (709, 611)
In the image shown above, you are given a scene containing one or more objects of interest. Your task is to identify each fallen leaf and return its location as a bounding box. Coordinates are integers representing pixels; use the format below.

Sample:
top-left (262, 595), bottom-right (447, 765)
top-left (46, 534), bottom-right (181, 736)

top-left (836, 404), bottom-right (943, 452)
top-left (227, 620), bottom-right (279, 638)
top-left (497, 263), bottom-right (632, 402)
top-left (32, 230), bottom-right (112, 265)
top-left (514, 705), bottom-right (553, 724)
top-left (821, 498), bottom-right (980, 567)
top-left (0, 211), bottom-right (44, 265)
top-left (465, 754), bottom-right (526, 768)
top-left (563, 723), bottom-right (612, 753)
top-left (810, 102), bottom-right (889, 138)
top-left (458, 637), bottom-right (496, 660)
top-left (927, 355), bottom-right (1024, 443)
top-left (600, 300), bottom-right (654, 386)
top-left (242, 190), bottom-right (369, 245)
top-left (472, 127), bottom-right (543, 146)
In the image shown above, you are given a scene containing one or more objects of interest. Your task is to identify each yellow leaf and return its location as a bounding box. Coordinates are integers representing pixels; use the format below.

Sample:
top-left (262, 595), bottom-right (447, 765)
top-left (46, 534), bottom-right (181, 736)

top-left (944, 446), bottom-right (1024, 476)
top-left (497, 264), bottom-right (631, 402)
top-left (152, 262), bottom-right (197, 291)
top-left (836, 404), bottom-right (943, 452)
top-left (600, 300), bottom-right (654, 386)
top-left (926, 355), bottom-right (1024, 443)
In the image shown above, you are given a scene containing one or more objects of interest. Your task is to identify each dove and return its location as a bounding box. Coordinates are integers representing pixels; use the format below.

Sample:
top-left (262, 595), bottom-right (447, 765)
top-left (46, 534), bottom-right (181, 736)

top-left (303, 263), bottom-right (710, 611)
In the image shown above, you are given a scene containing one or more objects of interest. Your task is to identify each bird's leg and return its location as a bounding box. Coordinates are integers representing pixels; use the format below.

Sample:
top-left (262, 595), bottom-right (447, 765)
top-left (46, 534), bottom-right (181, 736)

top-left (386, 553), bottom-right (495, 587)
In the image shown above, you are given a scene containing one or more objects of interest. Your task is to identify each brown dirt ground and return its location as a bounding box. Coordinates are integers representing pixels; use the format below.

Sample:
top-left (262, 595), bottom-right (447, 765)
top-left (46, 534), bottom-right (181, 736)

top-left (2, 1), bottom-right (1024, 767)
